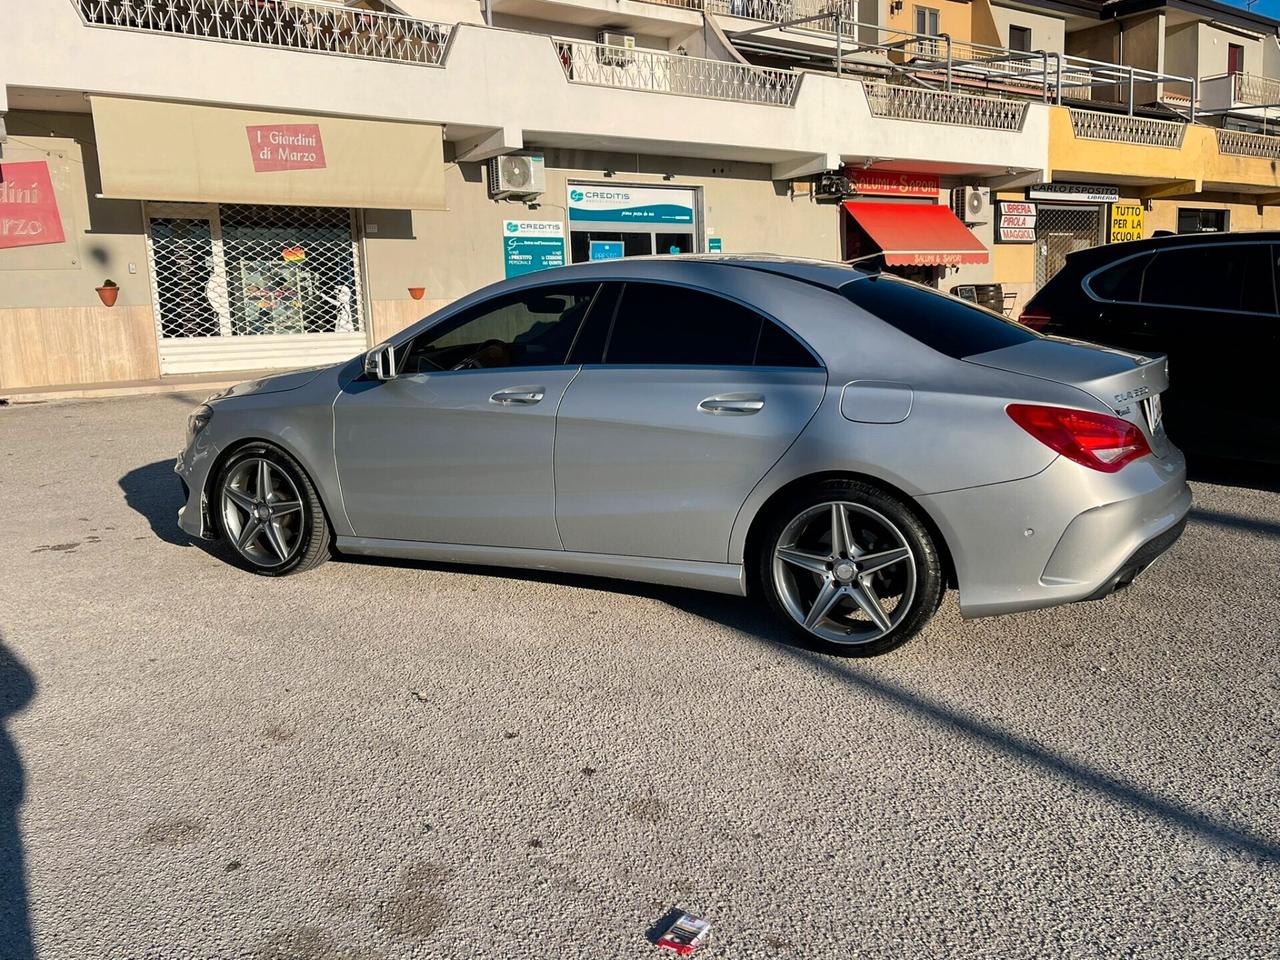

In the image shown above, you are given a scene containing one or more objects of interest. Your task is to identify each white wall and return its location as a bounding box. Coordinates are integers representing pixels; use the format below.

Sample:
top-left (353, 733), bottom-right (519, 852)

top-left (990, 4), bottom-right (1066, 55)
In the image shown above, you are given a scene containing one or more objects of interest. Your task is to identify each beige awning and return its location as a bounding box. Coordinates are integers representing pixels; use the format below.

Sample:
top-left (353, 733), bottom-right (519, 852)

top-left (91, 97), bottom-right (445, 210)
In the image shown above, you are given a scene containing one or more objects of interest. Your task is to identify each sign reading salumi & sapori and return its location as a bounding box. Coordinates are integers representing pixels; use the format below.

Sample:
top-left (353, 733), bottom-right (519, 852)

top-left (0, 161), bottom-right (66, 250)
top-left (246, 124), bottom-right (327, 173)
top-left (843, 168), bottom-right (939, 198)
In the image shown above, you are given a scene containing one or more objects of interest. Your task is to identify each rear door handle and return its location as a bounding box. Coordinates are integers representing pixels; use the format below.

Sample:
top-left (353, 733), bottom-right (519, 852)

top-left (490, 387), bottom-right (545, 405)
top-left (698, 394), bottom-right (765, 416)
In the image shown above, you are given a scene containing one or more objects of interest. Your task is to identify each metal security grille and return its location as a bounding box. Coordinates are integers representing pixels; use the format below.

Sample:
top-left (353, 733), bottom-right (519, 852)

top-left (145, 202), bottom-right (366, 374)
top-left (1034, 205), bottom-right (1103, 288)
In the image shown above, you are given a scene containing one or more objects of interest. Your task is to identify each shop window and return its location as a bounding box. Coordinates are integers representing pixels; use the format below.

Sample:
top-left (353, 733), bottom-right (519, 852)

top-left (1176, 209), bottom-right (1229, 234)
top-left (1009, 26), bottom-right (1032, 52)
top-left (570, 231), bottom-right (652, 263)
top-left (399, 284), bottom-right (600, 372)
top-left (1141, 245), bottom-right (1276, 314)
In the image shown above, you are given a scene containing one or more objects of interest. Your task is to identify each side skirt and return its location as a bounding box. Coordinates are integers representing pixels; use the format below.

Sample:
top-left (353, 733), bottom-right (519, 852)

top-left (333, 537), bottom-right (749, 597)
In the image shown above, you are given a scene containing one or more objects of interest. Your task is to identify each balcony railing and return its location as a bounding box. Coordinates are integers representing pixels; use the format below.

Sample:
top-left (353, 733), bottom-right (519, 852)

top-left (1231, 72), bottom-right (1280, 108)
top-left (864, 84), bottom-right (1028, 131)
top-left (1216, 128), bottom-right (1280, 160)
top-left (706, 0), bottom-right (857, 29)
top-left (1068, 108), bottom-right (1187, 148)
top-left (555, 39), bottom-right (800, 106)
top-left (74, 0), bottom-right (452, 66)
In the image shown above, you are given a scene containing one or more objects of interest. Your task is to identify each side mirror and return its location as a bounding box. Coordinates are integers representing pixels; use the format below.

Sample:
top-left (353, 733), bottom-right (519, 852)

top-left (363, 344), bottom-right (396, 381)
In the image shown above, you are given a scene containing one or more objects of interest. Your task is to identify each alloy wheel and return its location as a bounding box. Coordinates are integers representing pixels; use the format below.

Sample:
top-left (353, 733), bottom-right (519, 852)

top-left (771, 501), bottom-right (917, 645)
top-left (220, 457), bottom-right (305, 568)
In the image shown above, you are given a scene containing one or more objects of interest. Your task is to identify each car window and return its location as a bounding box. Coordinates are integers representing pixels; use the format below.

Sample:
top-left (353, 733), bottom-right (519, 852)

top-left (840, 274), bottom-right (1039, 359)
top-left (1140, 244), bottom-right (1276, 314)
top-left (604, 282), bottom-right (764, 366)
top-left (755, 318), bottom-right (820, 368)
top-left (399, 284), bottom-right (600, 373)
top-left (1087, 254), bottom-right (1153, 302)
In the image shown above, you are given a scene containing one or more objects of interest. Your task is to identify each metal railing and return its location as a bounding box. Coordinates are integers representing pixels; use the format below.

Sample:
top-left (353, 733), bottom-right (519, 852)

top-left (555, 38), bottom-right (800, 105)
top-left (1230, 72), bottom-right (1280, 108)
top-left (74, 0), bottom-right (452, 66)
top-left (864, 84), bottom-right (1028, 130)
top-left (1068, 108), bottom-right (1187, 148)
top-left (1216, 127), bottom-right (1280, 160)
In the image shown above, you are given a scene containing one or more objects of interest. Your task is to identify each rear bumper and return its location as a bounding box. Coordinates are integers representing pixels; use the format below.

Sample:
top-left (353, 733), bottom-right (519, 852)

top-left (918, 449), bottom-right (1191, 618)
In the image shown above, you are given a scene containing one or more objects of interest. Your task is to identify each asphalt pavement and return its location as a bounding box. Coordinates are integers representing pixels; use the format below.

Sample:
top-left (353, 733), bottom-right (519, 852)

top-left (0, 392), bottom-right (1277, 960)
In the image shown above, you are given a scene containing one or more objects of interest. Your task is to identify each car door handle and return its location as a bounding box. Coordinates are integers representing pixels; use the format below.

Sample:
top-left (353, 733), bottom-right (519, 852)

top-left (489, 387), bottom-right (545, 405)
top-left (698, 394), bottom-right (765, 416)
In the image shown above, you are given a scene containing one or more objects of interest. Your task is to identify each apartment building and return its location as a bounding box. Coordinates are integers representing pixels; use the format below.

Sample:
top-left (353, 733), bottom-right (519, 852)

top-left (0, 0), bottom-right (1276, 393)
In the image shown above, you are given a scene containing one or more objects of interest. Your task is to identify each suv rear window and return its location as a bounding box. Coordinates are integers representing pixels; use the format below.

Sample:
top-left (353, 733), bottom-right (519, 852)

top-left (840, 274), bottom-right (1039, 359)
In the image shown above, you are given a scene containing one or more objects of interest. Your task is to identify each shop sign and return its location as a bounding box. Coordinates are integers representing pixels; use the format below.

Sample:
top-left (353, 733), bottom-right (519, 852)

top-left (503, 220), bottom-right (565, 278)
top-left (708, 237), bottom-right (722, 252)
top-left (589, 240), bottom-right (624, 261)
top-left (568, 184), bottom-right (695, 224)
top-left (1028, 183), bottom-right (1119, 204)
top-left (0, 161), bottom-right (66, 250)
top-left (246, 123), bottom-right (327, 173)
top-left (842, 168), bottom-right (939, 198)
top-left (1109, 203), bottom-right (1145, 243)
top-left (996, 201), bottom-right (1036, 244)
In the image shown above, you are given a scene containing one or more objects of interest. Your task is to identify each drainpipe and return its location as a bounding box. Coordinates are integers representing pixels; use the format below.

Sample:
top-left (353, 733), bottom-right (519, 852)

top-left (836, 5), bottom-right (843, 77)
top-left (1128, 65), bottom-right (1136, 115)
top-left (484, 0), bottom-right (491, 26)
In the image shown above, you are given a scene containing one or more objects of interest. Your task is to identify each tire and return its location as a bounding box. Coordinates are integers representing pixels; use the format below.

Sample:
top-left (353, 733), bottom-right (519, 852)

top-left (756, 479), bottom-right (944, 657)
top-left (213, 443), bottom-right (331, 576)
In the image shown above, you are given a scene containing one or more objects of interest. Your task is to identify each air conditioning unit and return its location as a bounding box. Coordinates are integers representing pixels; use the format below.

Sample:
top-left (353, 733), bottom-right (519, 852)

top-left (488, 152), bottom-right (546, 200)
top-left (953, 185), bottom-right (991, 224)
top-left (597, 31), bottom-right (636, 66)
top-left (814, 172), bottom-right (852, 200)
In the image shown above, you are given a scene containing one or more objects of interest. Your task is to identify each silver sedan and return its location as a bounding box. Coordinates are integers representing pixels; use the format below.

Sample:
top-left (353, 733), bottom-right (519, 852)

top-left (176, 256), bottom-right (1191, 655)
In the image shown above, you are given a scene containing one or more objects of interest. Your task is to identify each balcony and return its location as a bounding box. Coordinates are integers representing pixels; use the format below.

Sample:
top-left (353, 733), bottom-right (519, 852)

top-left (1201, 72), bottom-right (1280, 114)
top-left (554, 38), bottom-right (800, 105)
top-left (864, 84), bottom-right (1028, 131)
top-left (1215, 128), bottom-right (1280, 161)
top-left (74, 0), bottom-right (451, 66)
top-left (1067, 108), bottom-right (1187, 148)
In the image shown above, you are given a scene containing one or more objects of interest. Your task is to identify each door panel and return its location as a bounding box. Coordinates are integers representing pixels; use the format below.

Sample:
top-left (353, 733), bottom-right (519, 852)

top-left (554, 367), bottom-right (825, 561)
top-left (334, 368), bottom-right (578, 547)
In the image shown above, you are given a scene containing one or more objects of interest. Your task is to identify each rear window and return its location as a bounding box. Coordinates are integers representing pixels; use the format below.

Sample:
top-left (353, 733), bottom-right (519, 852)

top-left (840, 274), bottom-right (1039, 359)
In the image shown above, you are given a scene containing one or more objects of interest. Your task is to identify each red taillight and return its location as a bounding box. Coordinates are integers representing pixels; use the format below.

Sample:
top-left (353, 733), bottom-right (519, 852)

top-left (1018, 308), bottom-right (1052, 331)
top-left (1006, 403), bottom-right (1150, 473)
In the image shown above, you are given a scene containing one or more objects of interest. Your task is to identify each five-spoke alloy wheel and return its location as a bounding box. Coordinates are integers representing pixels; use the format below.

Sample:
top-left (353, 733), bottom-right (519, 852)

top-left (214, 444), bottom-right (330, 576)
top-left (758, 480), bottom-right (944, 656)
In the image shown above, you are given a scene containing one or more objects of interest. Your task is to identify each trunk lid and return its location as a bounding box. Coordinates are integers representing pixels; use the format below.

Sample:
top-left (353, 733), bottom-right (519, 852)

top-left (964, 336), bottom-right (1171, 458)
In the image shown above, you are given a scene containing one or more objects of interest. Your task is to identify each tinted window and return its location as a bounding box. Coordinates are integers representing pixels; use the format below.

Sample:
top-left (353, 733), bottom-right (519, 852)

top-left (399, 284), bottom-right (599, 373)
top-left (1140, 244), bottom-right (1276, 314)
top-left (840, 275), bottom-right (1039, 358)
top-left (756, 320), bottom-right (820, 368)
top-left (1088, 254), bottom-right (1153, 302)
top-left (605, 283), bottom-right (764, 366)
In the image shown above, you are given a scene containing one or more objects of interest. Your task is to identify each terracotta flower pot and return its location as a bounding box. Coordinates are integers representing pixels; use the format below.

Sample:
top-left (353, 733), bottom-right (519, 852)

top-left (408, 287), bottom-right (426, 301)
top-left (96, 285), bottom-right (120, 308)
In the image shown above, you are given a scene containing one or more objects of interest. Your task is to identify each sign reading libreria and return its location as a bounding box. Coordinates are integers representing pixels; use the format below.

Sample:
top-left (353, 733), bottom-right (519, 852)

top-left (503, 220), bottom-right (565, 278)
top-left (568, 184), bottom-right (695, 224)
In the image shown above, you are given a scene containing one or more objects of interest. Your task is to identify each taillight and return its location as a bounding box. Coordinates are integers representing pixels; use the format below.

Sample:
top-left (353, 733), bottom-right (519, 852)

top-left (1018, 308), bottom-right (1052, 331)
top-left (1006, 403), bottom-right (1150, 473)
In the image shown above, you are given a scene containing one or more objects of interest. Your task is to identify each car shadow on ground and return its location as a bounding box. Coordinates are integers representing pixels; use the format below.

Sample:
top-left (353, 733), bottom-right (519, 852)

top-left (119, 460), bottom-right (196, 547)
top-left (1186, 455), bottom-right (1280, 495)
top-left (0, 634), bottom-right (36, 960)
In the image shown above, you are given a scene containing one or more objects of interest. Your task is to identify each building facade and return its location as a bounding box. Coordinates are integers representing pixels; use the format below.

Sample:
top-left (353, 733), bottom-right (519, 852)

top-left (1, 0), bottom-right (1277, 392)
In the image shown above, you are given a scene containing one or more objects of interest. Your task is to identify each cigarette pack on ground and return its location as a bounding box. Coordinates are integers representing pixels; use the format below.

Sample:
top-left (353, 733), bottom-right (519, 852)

top-left (657, 913), bottom-right (711, 955)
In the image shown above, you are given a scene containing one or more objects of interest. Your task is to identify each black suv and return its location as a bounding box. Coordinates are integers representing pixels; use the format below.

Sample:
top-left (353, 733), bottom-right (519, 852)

top-left (1020, 231), bottom-right (1279, 464)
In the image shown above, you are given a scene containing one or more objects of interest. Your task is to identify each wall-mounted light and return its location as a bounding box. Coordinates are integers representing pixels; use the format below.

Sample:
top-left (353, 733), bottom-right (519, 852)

top-left (603, 170), bottom-right (616, 178)
top-left (890, 0), bottom-right (903, 14)
top-left (663, 173), bottom-right (675, 181)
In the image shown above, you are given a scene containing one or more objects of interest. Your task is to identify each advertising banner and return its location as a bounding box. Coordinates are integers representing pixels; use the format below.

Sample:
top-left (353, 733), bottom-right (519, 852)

top-left (246, 124), bottom-right (327, 173)
top-left (503, 220), bottom-right (565, 278)
top-left (843, 168), bottom-right (940, 198)
top-left (996, 201), bottom-right (1036, 244)
top-left (568, 184), bottom-right (695, 224)
top-left (588, 240), bottom-right (624, 261)
top-left (1028, 183), bottom-right (1119, 204)
top-left (1109, 203), bottom-right (1145, 243)
top-left (0, 161), bottom-right (66, 250)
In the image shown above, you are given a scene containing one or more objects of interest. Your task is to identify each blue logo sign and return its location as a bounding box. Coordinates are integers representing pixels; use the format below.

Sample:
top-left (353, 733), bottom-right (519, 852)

top-left (506, 222), bottom-right (519, 233)
top-left (589, 240), bottom-right (624, 262)
top-left (569, 189), bottom-right (585, 202)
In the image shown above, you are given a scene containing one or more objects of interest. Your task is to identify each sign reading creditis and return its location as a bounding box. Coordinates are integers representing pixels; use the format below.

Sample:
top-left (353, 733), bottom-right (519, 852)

top-left (1109, 203), bottom-right (1145, 243)
top-left (0, 161), bottom-right (66, 250)
top-left (568, 184), bottom-right (695, 224)
top-left (842, 168), bottom-right (939, 198)
top-left (996, 201), bottom-right (1037, 244)
top-left (503, 220), bottom-right (566, 278)
top-left (246, 123), bottom-right (327, 173)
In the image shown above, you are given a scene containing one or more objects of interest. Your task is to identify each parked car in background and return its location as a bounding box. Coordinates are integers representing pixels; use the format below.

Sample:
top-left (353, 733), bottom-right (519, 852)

top-left (1020, 231), bottom-right (1279, 464)
top-left (177, 257), bottom-right (1190, 656)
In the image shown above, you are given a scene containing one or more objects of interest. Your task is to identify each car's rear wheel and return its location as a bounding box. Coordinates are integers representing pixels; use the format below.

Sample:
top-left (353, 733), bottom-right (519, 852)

top-left (757, 480), bottom-right (944, 656)
top-left (214, 444), bottom-right (330, 576)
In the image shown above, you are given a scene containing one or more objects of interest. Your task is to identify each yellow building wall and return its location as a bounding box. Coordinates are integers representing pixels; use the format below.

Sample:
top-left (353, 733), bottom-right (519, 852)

top-left (887, 0), bottom-right (975, 44)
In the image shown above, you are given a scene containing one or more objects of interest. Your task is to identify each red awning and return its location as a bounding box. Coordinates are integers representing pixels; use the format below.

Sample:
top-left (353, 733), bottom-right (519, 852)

top-left (842, 201), bottom-right (989, 267)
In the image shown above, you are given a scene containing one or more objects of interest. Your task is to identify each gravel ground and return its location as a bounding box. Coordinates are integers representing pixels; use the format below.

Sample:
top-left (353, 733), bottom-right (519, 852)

top-left (0, 392), bottom-right (1277, 960)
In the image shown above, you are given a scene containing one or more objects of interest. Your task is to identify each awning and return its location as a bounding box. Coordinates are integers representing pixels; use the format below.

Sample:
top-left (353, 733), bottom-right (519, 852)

top-left (90, 97), bottom-right (445, 210)
top-left (842, 201), bottom-right (989, 267)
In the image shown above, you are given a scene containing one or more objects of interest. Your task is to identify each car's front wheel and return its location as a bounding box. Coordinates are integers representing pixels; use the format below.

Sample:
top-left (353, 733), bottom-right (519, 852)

top-left (758, 480), bottom-right (944, 656)
top-left (214, 444), bottom-right (330, 576)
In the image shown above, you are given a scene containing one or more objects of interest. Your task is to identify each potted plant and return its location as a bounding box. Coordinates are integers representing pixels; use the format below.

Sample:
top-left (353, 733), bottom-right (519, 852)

top-left (407, 286), bottom-right (426, 301)
top-left (96, 279), bottom-right (120, 308)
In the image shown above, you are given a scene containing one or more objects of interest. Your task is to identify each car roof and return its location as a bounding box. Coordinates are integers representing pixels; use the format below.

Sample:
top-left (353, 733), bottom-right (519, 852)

top-left (511, 254), bottom-right (872, 291)
top-left (1065, 229), bottom-right (1280, 267)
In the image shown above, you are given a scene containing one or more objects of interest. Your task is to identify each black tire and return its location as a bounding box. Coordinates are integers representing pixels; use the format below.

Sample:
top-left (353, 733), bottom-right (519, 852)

top-left (755, 479), bottom-right (944, 657)
top-left (213, 443), bottom-right (331, 577)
